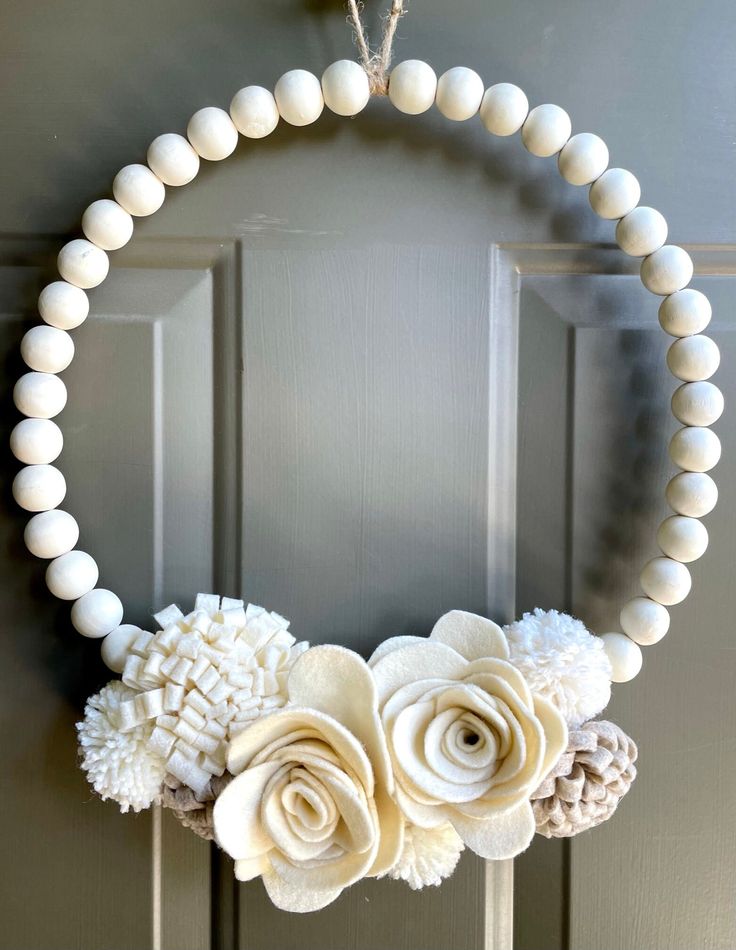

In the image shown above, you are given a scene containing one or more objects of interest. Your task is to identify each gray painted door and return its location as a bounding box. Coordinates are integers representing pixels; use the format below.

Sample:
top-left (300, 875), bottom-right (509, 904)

top-left (1, 2), bottom-right (734, 949)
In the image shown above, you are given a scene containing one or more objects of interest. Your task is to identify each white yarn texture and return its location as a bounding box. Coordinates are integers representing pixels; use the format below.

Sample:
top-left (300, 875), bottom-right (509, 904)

top-left (385, 823), bottom-right (464, 890)
top-left (503, 609), bottom-right (612, 728)
top-left (77, 680), bottom-right (167, 812)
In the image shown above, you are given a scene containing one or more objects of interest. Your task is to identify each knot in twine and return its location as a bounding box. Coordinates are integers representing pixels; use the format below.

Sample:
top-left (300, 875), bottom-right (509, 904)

top-left (530, 719), bottom-right (638, 839)
top-left (346, 0), bottom-right (406, 96)
top-left (161, 772), bottom-right (233, 840)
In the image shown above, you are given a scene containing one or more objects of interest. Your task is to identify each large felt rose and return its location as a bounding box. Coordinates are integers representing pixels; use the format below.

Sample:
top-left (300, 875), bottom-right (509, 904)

top-left (370, 611), bottom-right (567, 860)
top-left (212, 645), bottom-right (403, 912)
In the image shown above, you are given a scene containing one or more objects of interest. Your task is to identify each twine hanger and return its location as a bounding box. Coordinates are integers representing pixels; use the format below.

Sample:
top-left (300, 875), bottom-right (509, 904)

top-left (345, 0), bottom-right (407, 96)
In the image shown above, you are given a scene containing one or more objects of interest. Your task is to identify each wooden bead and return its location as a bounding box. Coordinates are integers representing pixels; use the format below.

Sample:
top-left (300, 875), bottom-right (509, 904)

top-left (12, 464), bottom-right (66, 512)
top-left (388, 60), bottom-right (437, 115)
top-left (101, 623), bottom-right (142, 673)
top-left (558, 132), bottom-right (609, 186)
top-left (187, 107), bottom-right (239, 160)
top-left (641, 245), bottom-right (693, 296)
top-left (657, 515), bottom-right (709, 563)
top-left (274, 70), bottom-right (324, 126)
top-left (669, 426), bottom-right (721, 472)
top-left (10, 418), bottom-right (63, 464)
top-left (230, 85), bottom-right (280, 137)
top-left (147, 133), bottom-right (200, 186)
top-left (640, 556), bottom-right (692, 605)
top-left (113, 164), bottom-right (165, 216)
top-left (479, 82), bottom-right (528, 136)
top-left (600, 632), bottom-right (643, 683)
top-left (46, 550), bottom-right (99, 601)
top-left (82, 199), bottom-right (134, 250)
top-left (21, 326), bottom-right (74, 374)
top-left (71, 588), bottom-right (124, 638)
top-left (321, 60), bottom-right (370, 117)
top-left (666, 471), bottom-right (718, 517)
top-left (671, 381), bottom-right (724, 426)
top-left (588, 168), bottom-right (640, 219)
top-left (24, 509), bottom-right (79, 559)
top-left (435, 66), bottom-right (484, 121)
top-left (38, 281), bottom-right (89, 330)
top-left (521, 103), bottom-right (572, 157)
top-left (619, 597), bottom-right (670, 646)
top-left (14, 372), bottom-right (67, 419)
top-left (659, 289), bottom-right (711, 337)
top-left (57, 239), bottom-right (109, 289)
top-left (666, 335), bottom-right (720, 381)
top-left (616, 206), bottom-right (667, 257)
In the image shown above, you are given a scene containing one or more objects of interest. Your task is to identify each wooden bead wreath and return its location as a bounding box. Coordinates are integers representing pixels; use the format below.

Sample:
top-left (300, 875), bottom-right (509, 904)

top-left (9, 0), bottom-right (722, 914)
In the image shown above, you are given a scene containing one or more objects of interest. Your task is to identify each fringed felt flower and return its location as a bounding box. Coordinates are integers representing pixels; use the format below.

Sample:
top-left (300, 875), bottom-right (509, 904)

top-left (384, 822), bottom-right (464, 890)
top-left (370, 610), bottom-right (567, 861)
top-left (213, 646), bottom-right (404, 913)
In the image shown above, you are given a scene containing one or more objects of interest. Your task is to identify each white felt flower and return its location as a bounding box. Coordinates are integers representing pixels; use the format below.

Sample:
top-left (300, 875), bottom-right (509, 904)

top-left (370, 611), bottom-right (568, 861)
top-left (213, 646), bottom-right (404, 913)
top-left (77, 680), bottom-right (167, 813)
top-left (503, 609), bottom-right (612, 727)
top-left (385, 823), bottom-right (464, 890)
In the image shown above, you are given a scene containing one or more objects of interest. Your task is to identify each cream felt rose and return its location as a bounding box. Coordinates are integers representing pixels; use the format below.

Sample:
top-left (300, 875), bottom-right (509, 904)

top-left (212, 645), bottom-right (403, 912)
top-left (370, 610), bottom-right (567, 860)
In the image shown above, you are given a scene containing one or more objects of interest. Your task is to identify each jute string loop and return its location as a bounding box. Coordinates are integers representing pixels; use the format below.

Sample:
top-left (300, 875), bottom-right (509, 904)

top-left (346, 0), bottom-right (406, 96)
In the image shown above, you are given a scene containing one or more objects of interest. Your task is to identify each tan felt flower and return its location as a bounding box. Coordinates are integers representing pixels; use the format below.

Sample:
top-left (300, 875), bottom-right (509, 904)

top-left (213, 646), bottom-right (403, 913)
top-left (370, 610), bottom-right (567, 860)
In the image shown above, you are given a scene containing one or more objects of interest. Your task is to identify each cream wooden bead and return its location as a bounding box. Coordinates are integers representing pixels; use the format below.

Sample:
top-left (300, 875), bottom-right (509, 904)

top-left (435, 66), bottom-right (484, 121)
top-left (188, 107), bottom-right (239, 160)
top-left (640, 556), bottom-right (692, 605)
top-left (21, 325), bottom-right (74, 374)
top-left (659, 289), bottom-right (711, 337)
top-left (479, 83), bottom-right (528, 136)
top-left (273, 70), bottom-right (324, 127)
top-left (12, 464), bottom-right (66, 512)
top-left (671, 381), bottom-right (724, 426)
top-left (46, 550), bottom-right (99, 601)
top-left (588, 168), bottom-right (640, 219)
top-left (600, 632), bottom-right (643, 683)
top-left (101, 624), bottom-right (142, 673)
top-left (669, 426), bottom-right (721, 472)
top-left (113, 164), bottom-right (165, 216)
top-left (558, 132), bottom-right (609, 186)
top-left (641, 245), bottom-right (693, 296)
top-left (620, 597), bottom-right (670, 646)
top-left (657, 515), bottom-right (709, 563)
top-left (388, 60), bottom-right (437, 115)
top-left (616, 206), bottom-right (668, 257)
top-left (38, 281), bottom-right (89, 330)
top-left (81, 199), bottom-right (134, 250)
top-left (24, 509), bottom-right (79, 559)
top-left (230, 85), bottom-right (280, 137)
top-left (147, 133), bottom-right (200, 186)
top-left (666, 335), bottom-right (720, 381)
top-left (321, 60), bottom-right (370, 117)
top-left (10, 418), bottom-right (63, 464)
top-left (14, 372), bottom-right (67, 419)
top-left (57, 239), bottom-right (109, 289)
top-left (666, 471), bottom-right (718, 517)
top-left (521, 103), bottom-right (572, 157)
top-left (71, 588), bottom-right (124, 639)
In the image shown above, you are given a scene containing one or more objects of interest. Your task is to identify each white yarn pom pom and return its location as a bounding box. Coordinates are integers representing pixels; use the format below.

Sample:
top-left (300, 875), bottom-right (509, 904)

top-left (385, 823), bottom-right (464, 890)
top-left (77, 680), bottom-right (166, 813)
top-left (503, 608), bottom-right (612, 727)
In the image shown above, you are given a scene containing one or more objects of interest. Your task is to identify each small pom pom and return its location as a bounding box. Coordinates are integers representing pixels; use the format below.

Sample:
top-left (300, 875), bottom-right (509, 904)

top-left (503, 608), bottom-right (612, 727)
top-left (384, 823), bottom-right (464, 890)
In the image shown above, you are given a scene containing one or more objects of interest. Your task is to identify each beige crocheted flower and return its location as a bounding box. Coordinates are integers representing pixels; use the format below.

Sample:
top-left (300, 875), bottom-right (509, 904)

top-left (369, 611), bottom-right (568, 861)
top-left (531, 719), bottom-right (637, 838)
top-left (213, 645), bottom-right (403, 913)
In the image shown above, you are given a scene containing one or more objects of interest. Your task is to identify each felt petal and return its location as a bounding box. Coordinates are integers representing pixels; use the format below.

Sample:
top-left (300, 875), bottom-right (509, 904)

top-left (430, 610), bottom-right (510, 661)
top-left (368, 636), bottom-right (426, 667)
top-left (269, 828), bottom-right (377, 891)
top-left (262, 866), bottom-right (345, 914)
top-left (533, 693), bottom-right (568, 782)
top-left (212, 762), bottom-right (280, 860)
top-left (234, 854), bottom-right (269, 882)
top-left (394, 783), bottom-right (444, 828)
top-left (367, 786), bottom-right (405, 877)
top-left (449, 800), bottom-right (535, 860)
top-left (372, 642), bottom-right (467, 705)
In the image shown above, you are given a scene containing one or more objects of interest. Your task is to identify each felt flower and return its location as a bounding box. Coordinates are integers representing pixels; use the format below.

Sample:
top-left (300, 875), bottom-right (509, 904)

top-left (384, 822), bottom-right (464, 890)
top-left (213, 645), bottom-right (403, 912)
top-left (370, 611), bottom-right (567, 860)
